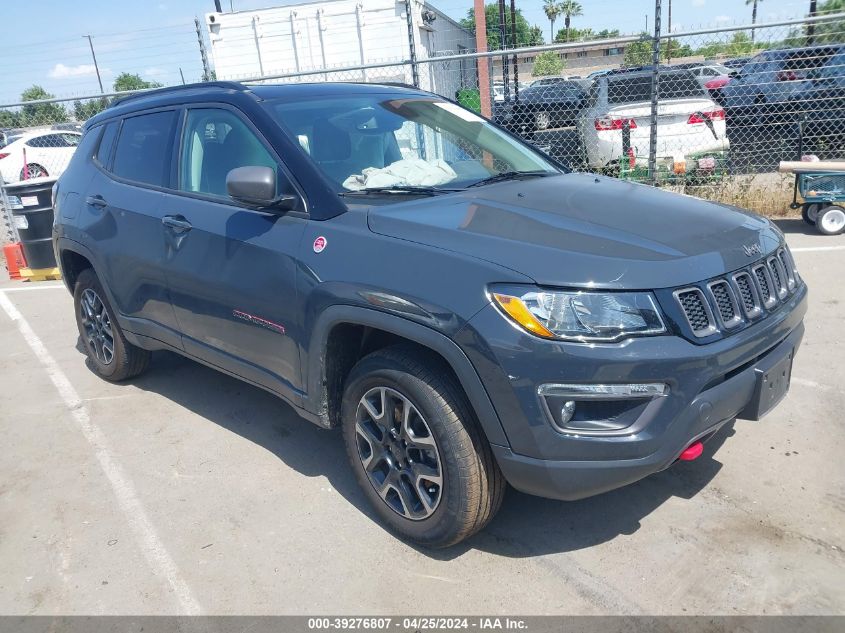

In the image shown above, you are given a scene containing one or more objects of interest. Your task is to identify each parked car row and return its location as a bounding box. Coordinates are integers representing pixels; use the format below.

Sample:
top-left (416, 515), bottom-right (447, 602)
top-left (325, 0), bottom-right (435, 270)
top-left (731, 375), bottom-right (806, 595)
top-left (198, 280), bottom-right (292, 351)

top-left (487, 44), bottom-right (844, 172)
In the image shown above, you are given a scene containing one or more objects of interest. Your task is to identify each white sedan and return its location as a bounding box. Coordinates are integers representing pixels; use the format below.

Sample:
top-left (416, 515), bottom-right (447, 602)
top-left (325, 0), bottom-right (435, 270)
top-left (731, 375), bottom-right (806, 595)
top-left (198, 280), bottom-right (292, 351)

top-left (0, 130), bottom-right (82, 183)
top-left (577, 69), bottom-right (729, 170)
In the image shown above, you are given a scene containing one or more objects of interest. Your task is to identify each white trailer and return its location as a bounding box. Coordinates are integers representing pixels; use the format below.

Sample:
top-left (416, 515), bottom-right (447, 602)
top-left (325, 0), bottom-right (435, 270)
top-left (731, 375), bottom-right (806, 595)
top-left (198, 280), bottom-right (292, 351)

top-left (205, 0), bottom-right (475, 99)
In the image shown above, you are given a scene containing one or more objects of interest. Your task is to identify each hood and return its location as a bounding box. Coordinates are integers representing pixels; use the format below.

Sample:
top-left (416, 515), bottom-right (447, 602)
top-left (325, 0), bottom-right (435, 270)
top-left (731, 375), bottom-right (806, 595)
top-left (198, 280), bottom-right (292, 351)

top-left (367, 173), bottom-right (782, 290)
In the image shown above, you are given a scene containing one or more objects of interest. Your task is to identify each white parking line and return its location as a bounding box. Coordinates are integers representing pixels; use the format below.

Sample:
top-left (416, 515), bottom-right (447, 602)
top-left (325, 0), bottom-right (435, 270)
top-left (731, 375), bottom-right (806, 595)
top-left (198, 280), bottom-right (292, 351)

top-left (1, 283), bottom-right (65, 292)
top-left (0, 291), bottom-right (202, 615)
top-left (790, 245), bottom-right (845, 253)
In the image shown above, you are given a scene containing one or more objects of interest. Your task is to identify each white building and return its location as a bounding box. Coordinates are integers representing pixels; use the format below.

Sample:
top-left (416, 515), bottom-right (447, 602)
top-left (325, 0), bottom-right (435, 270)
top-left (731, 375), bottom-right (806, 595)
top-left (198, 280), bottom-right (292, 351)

top-left (205, 0), bottom-right (476, 99)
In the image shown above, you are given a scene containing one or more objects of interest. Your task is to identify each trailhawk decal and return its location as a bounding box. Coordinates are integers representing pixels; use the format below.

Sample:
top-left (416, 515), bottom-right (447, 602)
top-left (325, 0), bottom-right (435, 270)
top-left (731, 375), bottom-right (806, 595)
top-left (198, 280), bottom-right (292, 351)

top-left (232, 310), bottom-right (286, 335)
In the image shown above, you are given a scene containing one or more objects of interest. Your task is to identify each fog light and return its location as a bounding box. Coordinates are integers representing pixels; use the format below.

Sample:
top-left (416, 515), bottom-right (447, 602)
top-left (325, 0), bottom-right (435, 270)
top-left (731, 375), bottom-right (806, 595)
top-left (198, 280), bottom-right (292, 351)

top-left (538, 383), bottom-right (668, 434)
top-left (560, 400), bottom-right (576, 425)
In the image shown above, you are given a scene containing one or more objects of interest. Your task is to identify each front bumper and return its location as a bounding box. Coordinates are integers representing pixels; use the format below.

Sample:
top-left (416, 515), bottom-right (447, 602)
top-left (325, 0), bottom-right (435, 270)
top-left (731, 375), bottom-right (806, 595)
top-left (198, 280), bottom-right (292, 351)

top-left (457, 284), bottom-right (807, 501)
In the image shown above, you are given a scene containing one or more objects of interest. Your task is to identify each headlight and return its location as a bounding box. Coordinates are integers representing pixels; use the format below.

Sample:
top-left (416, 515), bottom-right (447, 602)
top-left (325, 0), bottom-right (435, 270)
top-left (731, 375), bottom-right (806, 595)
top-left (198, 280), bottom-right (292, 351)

top-left (491, 287), bottom-right (666, 342)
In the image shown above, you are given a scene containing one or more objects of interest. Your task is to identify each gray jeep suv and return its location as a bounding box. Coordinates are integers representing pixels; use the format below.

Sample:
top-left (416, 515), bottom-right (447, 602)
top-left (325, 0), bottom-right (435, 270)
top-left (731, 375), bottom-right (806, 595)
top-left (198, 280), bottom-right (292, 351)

top-left (53, 82), bottom-right (807, 547)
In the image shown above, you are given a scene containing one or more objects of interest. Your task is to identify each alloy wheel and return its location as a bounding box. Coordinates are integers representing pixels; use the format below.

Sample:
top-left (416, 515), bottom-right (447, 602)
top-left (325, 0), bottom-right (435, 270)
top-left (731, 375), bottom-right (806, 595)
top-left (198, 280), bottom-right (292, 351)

top-left (79, 288), bottom-right (114, 365)
top-left (355, 386), bottom-right (443, 520)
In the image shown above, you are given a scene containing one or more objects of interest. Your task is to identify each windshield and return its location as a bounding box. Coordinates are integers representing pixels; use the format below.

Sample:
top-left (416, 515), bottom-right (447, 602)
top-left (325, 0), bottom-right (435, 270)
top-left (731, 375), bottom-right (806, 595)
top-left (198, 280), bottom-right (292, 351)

top-left (265, 94), bottom-right (558, 193)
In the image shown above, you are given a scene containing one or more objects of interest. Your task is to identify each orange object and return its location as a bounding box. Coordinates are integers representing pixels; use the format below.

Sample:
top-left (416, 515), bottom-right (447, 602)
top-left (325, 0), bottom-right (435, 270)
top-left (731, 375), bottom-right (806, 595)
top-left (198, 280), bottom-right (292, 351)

top-left (3, 242), bottom-right (27, 280)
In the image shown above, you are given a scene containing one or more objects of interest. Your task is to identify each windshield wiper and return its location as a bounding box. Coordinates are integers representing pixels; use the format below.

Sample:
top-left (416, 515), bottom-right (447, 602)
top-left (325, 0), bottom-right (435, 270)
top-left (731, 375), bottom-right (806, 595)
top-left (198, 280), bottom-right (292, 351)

top-left (339, 185), bottom-right (463, 197)
top-left (467, 170), bottom-right (556, 188)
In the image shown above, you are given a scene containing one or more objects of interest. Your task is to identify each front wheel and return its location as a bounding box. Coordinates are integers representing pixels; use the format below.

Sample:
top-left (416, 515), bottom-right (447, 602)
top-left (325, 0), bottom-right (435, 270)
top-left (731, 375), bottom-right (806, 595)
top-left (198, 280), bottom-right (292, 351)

top-left (817, 205), bottom-right (845, 235)
top-left (74, 268), bottom-right (150, 381)
top-left (341, 345), bottom-right (504, 547)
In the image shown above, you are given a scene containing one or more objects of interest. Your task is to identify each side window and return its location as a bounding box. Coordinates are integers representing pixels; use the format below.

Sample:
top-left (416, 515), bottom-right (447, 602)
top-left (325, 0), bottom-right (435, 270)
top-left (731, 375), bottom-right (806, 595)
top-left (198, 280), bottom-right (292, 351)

top-left (61, 133), bottom-right (81, 147)
top-left (179, 108), bottom-right (278, 198)
top-left (112, 111), bottom-right (177, 188)
top-left (95, 122), bottom-right (118, 167)
top-left (26, 134), bottom-right (58, 148)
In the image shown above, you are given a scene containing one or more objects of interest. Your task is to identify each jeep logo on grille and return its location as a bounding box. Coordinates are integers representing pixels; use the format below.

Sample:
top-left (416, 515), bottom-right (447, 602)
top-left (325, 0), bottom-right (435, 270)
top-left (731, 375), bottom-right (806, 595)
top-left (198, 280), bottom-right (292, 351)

top-left (743, 243), bottom-right (763, 257)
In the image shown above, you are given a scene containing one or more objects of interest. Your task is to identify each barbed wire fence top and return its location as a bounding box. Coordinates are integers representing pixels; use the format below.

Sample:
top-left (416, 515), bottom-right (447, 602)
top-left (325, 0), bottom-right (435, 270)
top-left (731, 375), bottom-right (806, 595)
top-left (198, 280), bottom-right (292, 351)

top-left (2, 1), bottom-right (845, 242)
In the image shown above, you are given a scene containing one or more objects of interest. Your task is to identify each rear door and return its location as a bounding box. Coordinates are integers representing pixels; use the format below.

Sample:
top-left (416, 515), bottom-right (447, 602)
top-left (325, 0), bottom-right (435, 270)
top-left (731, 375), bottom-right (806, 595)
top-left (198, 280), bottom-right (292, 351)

top-left (160, 105), bottom-right (308, 402)
top-left (85, 110), bottom-right (182, 348)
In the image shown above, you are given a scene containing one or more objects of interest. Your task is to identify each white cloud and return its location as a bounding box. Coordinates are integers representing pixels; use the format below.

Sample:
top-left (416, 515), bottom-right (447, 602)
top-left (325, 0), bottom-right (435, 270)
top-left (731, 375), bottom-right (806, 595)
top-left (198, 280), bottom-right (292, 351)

top-left (48, 63), bottom-right (98, 78)
top-left (143, 67), bottom-right (167, 77)
top-left (714, 15), bottom-right (732, 24)
top-left (692, 0), bottom-right (706, 7)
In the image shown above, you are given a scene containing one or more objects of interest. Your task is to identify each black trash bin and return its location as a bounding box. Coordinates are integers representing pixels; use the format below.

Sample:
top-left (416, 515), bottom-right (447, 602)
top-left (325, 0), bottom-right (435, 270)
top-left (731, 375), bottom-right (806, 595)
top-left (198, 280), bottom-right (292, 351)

top-left (5, 178), bottom-right (58, 270)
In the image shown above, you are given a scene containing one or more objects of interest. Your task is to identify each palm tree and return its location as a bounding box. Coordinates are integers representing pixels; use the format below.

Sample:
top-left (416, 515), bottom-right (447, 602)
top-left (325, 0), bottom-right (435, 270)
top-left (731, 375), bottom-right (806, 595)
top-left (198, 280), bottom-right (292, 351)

top-left (560, 0), bottom-right (584, 43)
top-left (543, 0), bottom-right (562, 43)
top-left (746, 0), bottom-right (764, 42)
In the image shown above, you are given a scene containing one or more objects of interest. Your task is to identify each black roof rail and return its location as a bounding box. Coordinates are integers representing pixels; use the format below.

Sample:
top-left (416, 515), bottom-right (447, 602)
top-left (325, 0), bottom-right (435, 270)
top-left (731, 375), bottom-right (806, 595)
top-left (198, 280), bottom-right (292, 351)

top-left (109, 81), bottom-right (248, 108)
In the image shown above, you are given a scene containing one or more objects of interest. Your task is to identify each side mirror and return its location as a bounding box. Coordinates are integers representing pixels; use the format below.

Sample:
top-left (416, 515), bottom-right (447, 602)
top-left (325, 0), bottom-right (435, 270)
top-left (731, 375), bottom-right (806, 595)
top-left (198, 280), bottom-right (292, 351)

top-left (226, 165), bottom-right (297, 212)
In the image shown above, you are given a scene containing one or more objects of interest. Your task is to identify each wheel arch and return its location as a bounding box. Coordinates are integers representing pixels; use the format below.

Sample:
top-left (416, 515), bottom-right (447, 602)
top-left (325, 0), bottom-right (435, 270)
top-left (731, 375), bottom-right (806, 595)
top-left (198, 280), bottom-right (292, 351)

top-left (304, 305), bottom-right (509, 447)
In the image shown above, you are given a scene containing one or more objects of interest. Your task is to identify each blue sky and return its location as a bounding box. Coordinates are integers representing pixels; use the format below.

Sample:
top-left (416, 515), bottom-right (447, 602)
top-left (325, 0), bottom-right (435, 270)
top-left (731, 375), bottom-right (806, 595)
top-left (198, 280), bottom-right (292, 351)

top-left (0, 0), bottom-right (818, 103)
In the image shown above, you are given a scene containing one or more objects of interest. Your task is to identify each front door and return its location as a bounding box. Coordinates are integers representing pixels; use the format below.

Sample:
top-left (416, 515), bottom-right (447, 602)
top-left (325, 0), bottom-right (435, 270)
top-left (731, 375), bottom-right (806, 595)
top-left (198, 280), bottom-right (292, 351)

top-left (161, 106), bottom-right (307, 402)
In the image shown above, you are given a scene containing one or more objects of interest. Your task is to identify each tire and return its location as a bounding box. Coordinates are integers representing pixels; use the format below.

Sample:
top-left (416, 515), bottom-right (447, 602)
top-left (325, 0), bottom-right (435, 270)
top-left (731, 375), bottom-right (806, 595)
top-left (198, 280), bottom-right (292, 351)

top-left (20, 163), bottom-right (48, 180)
top-left (341, 345), bottom-right (505, 548)
top-left (802, 203), bottom-right (820, 226)
top-left (817, 205), bottom-right (845, 236)
top-left (73, 268), bottom-right (150, 381)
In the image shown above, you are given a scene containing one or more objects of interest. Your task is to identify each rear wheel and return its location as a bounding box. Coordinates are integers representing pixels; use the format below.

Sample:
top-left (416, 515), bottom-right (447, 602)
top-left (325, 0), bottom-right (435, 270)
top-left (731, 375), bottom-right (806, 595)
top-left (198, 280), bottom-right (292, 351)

top-left (817, 205), bottom-right (845, 235)
top-left (341, 345), bottom-right (504, 547)
top-left (801, 203), bottom-right (820, 226)
top-left (73, 268), bottom-right (150, 381)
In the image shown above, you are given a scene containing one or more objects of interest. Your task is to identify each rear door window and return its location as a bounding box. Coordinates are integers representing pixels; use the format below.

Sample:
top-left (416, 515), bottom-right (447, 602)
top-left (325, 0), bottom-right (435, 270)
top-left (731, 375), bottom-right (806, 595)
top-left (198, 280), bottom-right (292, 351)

top-left (111, 111), bottom-right (178, 188)
top-left (95, 122), bottom-right (118, 167)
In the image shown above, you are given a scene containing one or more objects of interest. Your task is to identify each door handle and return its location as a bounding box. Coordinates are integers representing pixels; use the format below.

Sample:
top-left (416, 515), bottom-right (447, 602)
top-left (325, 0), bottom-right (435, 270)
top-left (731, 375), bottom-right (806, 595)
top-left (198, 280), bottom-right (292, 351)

top-left (162, 215), bottom-right (193, 233)
top-left (85, 194), bottom-right (107, 209)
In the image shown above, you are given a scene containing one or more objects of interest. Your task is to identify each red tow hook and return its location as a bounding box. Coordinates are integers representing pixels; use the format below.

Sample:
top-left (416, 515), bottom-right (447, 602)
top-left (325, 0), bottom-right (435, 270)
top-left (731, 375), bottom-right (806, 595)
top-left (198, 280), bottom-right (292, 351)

top-left (679, 441), bottom-right (704, 461)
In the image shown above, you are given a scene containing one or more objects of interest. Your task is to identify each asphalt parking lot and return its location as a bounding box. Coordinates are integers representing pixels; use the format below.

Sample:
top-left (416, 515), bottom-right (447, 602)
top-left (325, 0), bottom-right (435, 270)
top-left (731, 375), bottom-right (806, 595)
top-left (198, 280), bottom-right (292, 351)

top-left (0, 220), bottom-right (843, 616)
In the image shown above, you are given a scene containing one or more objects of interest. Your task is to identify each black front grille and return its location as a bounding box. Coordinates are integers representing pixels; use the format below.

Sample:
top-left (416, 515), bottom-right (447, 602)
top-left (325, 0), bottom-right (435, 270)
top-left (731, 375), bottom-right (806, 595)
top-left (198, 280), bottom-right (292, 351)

top-left (677, 289), bottom-right (713, 334)
top-left (755, 266), bottom-right (772, 302)
top-left (735, 273), bottom-right (756, 314)
top-left (710, 281), bottom-right (736, 323)
top-left (672, 246), bottom-right (801, 341)
top-left (769, 258), bottom-right (786, 296)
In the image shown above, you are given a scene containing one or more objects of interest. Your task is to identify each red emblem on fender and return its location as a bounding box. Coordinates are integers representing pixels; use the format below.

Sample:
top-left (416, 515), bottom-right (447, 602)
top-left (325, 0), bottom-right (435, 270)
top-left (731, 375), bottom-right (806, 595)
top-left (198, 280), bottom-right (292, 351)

top-left (313, 236), bottom-right (327, 253)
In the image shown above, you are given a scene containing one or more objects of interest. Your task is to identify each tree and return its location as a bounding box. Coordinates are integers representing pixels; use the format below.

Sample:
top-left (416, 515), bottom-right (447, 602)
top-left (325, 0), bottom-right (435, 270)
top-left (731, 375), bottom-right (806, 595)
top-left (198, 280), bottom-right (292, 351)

top-left (113, 72), bottom-right (163, 93)
top-left (460, 4), bottom-right (544, 49)
top-left (807, 0), bottom-right (845, 43)
top-left (555, 27), bottom-right (620, 43)
top-left (746, 0), bottom-right (764, 42)
top-left (20, 85), bottom-right (68, 126)
top-left (560, 0), bottom-right (583, 43)
top-left (532, 51), bottom-right (565, 77)
top-left (624, 36), bottom-right (653, 67)
top-left (73, 97), bottom-right (109, 122)
top-left (543, 0), bottom-right (562, 43)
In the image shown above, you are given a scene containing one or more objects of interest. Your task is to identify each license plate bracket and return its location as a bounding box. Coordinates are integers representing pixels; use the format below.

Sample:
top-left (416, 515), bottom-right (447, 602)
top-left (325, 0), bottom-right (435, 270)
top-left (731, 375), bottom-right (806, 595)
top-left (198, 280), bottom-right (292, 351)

top-left (740, 347), bottom-right (794, 421)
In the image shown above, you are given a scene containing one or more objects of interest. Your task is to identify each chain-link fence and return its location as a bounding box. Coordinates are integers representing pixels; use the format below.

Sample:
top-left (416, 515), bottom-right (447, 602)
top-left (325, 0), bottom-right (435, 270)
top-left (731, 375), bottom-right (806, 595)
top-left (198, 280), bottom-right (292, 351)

top-left (2, 3), bottom-right (845, 244)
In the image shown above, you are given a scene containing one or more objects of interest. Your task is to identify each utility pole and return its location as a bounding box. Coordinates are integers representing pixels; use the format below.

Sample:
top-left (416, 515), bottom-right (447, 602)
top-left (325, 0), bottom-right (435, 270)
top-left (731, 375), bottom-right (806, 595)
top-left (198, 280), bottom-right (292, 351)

top-left (83, 35), bottom-right (104, 94)
top-left (498, 0), bottom-right (509, 102)
top-left (807, 0), bottom-right (818, 44)
top-left (510, 0), bottom-right (519, 101)
top-left (645, 14), bottom-right (648, 33)
top-left (648, 0), bottom-right (662, 184)
top-left (474, 0), bottom-right (492, 119)
top-left (666, 0), bottom-right (672, 64)
top-left (195, 17), bottom-right (212, 82)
